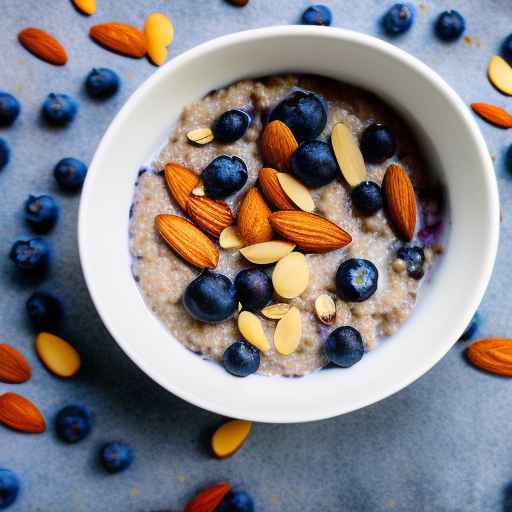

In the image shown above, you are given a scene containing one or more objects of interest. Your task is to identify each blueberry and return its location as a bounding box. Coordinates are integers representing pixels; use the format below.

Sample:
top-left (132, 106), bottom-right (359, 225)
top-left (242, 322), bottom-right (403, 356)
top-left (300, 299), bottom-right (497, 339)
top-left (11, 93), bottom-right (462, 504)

top-left (397, 246), bottom-right (425, 279)
top-left (502, 34), bottom-right (512, 61)
top-left (336, 258), bottom-right (378, 302)
top-left (0, 468), bottom-right (20, 509)
top-left (0, 138), bottom-right (10, 171)
top-left (235, 269), bottom-right (273, 311)
top-left (351, 181), bottom-right (383, 215)
top-left (301, 4), bottom-right (332, 26)
top-left (183, 270), bottom-right (237, 323)
top-left (360, 123), bottom-right (396, 164)
top-left (9, 238), bottom-right (49, 273)
top-left (42, 93), bottom-right (78, 126)
top-left (383, 3), bottom-right (415, 35)
top-left (202, 155), bottom-right (248, 199)
top-left (216, 490), bottom-right (255, 512)
top-left (212, 109), bottom-right (251, 143)
top-left (85, 68), bottom-right (120, 99)
top-left (291, 140), bottom-right (337, 188)
top-left (0, 92), bottom-right (20, 127)
top-left (55, 405), bottom-right (93, 443)
top-left (324, 326), bottom-right (364, 368)
top-left (24, 195), bottom-right (59, 232)
top-left (54, 158), bottom-right (87, 192)
top-left (459, 311), bottom-right (480, 341)
top-left (100, 442), bottom-right (134, 473)
top-left (435, 10), bottom-right (465, 41)
top-left (26, 290), bottom-right (62, 329)
top-left (223, 340), bottom-right (260, 377)
top-left (269, 90), bottom-right (327, 142)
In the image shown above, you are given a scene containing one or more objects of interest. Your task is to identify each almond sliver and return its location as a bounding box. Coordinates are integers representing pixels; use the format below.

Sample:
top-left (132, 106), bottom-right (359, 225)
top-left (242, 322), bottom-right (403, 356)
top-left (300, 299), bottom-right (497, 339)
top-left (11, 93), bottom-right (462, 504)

top-left (277, 173), bottom-right (315, 212)
top-left (488, 55), bottom-right (512, 96)
top-left (331, 122), bottom-right (366, 187)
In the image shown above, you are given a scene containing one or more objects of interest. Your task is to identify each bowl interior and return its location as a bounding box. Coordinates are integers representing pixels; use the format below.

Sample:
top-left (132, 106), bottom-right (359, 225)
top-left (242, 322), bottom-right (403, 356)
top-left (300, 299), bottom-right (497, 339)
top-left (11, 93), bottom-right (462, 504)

top-left (79, 27), bottom-right (499, 423)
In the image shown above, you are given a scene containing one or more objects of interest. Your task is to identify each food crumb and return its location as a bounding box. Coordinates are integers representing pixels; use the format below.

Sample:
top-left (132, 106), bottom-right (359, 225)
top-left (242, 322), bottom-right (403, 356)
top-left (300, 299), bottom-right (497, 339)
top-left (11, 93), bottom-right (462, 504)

top-left (476, 41), bottom-right (482, 48)
top-left (130, 487), bottom-right (140, 497)
top-left (177, 474), bottom-right (186, 482)
top-left (464, 35), bottom-right (473, 45)
top-left (491, 155), bottom-right (496, 161)
top-left (270, 496), bottom-right (279, 504)
top-left (419, 3), bottom-right (428, 11)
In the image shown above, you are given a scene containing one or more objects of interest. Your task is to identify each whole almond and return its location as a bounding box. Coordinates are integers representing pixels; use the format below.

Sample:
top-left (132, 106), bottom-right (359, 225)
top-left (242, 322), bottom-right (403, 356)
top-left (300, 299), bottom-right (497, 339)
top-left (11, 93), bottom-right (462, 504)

top-left (164, 163), bottom-right (200, 211)
top-left (187, 196), bottom-right (233, 237)
top-left (0, 344), bottom-right (31, 384)
top-left (90, 23), bottom-right (146, 58)
top-left (382, 164), bottom-right (417, 241)
top-left (0, 392), bottom-right (46, 433)
top-left (185, 482), bottom-right (232, 512)
top-left (261, 120), bottom-right (298, 170)
top-left (237, 187), bottom-right (273, 244)
top-left (156, 214), bottom-right (219, 269)
top-left (259, 167), bottom-right (296, 210)
top-left (18, 28), bottom-right (68, 65)
top-left (471, 102), bottom-right (512, 128)
top-left (467, 338), bottom-right (512, 376)
top-left (269, 211), bottom-right (352, 252)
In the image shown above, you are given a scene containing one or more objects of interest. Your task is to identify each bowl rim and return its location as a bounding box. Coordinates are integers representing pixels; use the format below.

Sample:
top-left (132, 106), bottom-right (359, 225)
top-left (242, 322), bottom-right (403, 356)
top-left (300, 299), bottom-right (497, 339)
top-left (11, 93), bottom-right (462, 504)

top-left (78, 25), bottom-right (499, 423)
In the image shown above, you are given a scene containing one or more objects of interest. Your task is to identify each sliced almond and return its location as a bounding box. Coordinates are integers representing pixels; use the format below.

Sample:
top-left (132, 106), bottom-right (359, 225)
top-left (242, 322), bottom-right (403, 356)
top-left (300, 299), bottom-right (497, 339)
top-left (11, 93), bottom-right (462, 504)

top-left (89, 22), bottom-right (146, 58)
top-left (261, 303), bottom-right (290, 320)
top-left (277, 173), bottom-right (315, 212)
top-left (237, 187), bottom-right (273, 245)
top-left (164, 163), bottom-right (199, 211)
top-left (211, 419), bottom-right (252, 459)
top-left (35, 333), bottom-right (81, 378)
top-left (0, 344), bottom-right (32, 384)
top-left (72, 0), bottom-right (96, 15)
top-left (239, 240), bottom-right (295, 265)
top-left (258, 167), bottom-right (296, 210)
top-left (488, 55), bottom-right (512, 96)
top-left (237, 311), bottom-right (270, 352)
top-left (187, 196), bottom-right (233, 237)
top-left (261, 120), bottom-right (298, 170)
top-left (187, 128), bottom-right (214, 145)
top-left (144, 12), bottom-right (174, 66)
top-left (219, 226), bottom-right (244, 250)
top-left (467, 338), bottom-right (512, 376)
top-left (274, 306), bottom-right (302, 355)
top-left (331, 122), bottom-right (366, 187)
top-left (192, 181), bottom-right (205, 196)
top-left (471, 102), bottom-right (512, 128)
top-left (18, 28), bottom-right (68, 66)
top-left (272, 252), bottom-right (309, 299)
top-left (315, 294), bottom-right (336, 325)
top-left (0, 392), bottom-right (46, 433)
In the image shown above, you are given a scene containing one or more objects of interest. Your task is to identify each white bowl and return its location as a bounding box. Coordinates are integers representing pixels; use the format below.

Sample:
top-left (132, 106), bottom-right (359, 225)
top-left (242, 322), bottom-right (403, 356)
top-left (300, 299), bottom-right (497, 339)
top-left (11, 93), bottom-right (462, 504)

top-left (79, 26), bottom-right (499, 423)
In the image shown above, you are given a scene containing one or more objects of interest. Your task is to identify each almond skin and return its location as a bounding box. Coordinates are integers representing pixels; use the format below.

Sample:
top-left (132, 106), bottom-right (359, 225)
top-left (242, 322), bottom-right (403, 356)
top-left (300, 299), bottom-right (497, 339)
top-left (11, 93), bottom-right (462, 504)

top-left (0, 392), bottom-right (46, 433)
top-left (186, 196), bottom-right (233, 237)
top-left (237, 187), bottom-right (273, 244)
top-left (467, 338), bottom-right (512, 376)
top-left (258, 167), bottom-right (296, 210)
top-left (382, 164), bottom-right (417, 241)
top-left (184, 482), bottom-right (232, 512)
top-left (0, 344), bottom-right (31, 384)
top-left (471, 102), bottom-right (512, 128)
top-left (261, 120), bottom-right (298, 170)
top-left (269, 211), bottom-right (352, 252)
top-left (90, 23), bottom-right (146, 58)
top-left (18, 28), bottom-right (68, 65)
top-left (155, 214), bottom-right (219, 269)
top-left (164, 163), bottom-right (200, 211)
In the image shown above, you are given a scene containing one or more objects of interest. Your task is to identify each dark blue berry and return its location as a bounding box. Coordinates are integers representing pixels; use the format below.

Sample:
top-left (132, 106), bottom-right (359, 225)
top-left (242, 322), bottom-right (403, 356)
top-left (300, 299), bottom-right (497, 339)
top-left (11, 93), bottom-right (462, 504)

top-left (183, 270), bottom-right (237, 323)
top-left (459, 311), bottom-right (480, 341)
top-left (324, 326), bottom-right (364, 368)
top-left (397, 246), bottom-right (425, 279)
top-left (0, 468), bottom-right (20, 509)
top-left (202, 155), bottom-right (248, 199)
top-left (42, 93), bottom-right (78, 126)
top-left (235, 269), bottom-right (273, 311)
top-left (0, 138), bottom-right (10, 171)
top-left (291, 140), bottom-right (337, 188)
top-left (383, 3), bottom-right (415, 35)
top-left (336, 258), bottom-right (378, 302)
top-left (24, 195), bottom-right (59, 232)
top-left (360, 124), bottom-right (396, 164)
top-left (223, 340), bottom-right (260, 377)
top-left (0, 92), bottom-right (20, 127)
top-left (26, 290), bottom-right (62, 329)
top-left (100, 442), bottom-right (133, 473)
top-left (270, 90), bottom-right (327, 142)
top-left (55, 405), bottom-right (93, 443)
top-left (85, 68), bottom-right (120, 99)
top-left (435, 10), bottom-right (465, 41)
top-left (212, 109), bottom-right (251, 143)
top-left (502, 34), bottom-right (512, 61)
top-left (351, 181), bottom-right (383, 215)
top-left (9, 238), bottom-right (49, 273)
top-left (301, 5), bottom-right (332, 26)
top-left (216, 490), bottom-right (255, 512)
top-left (54, 158), bottom-right (87, 192)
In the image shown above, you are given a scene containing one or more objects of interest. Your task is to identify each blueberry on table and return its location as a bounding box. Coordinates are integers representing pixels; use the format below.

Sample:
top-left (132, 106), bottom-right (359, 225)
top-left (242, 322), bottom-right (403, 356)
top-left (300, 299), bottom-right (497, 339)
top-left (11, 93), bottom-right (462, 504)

top-left (396, 245), bottom-right (425, 279)
top-left (42, 93), bottom-right (78, 126)
top-left (24, 194), bottom-right (59, 232)
top-left (26, 290), bottom-right (62, 329)
top-left (502, 34), bottom-right (512, 61)
top-left (235, 268), bottom-right (273, 311)
top-left (9, 238), bottom-right (49, 273)
top-left (291, 140), bottom-right (338, 188)
top-left (324, 326), bottom-right (364, 368)
top-left (55, 405), bottom-right (93, 443)
top-left (100, 442), bottom-right (134, 473)
top-left (360, 123), bottom-right (396, 164)
top-left (351, 181), bottom-right (383, 216)
top-left (223, 340), bottom-right (260, 377)
top-left (0, 468), bottom-right (20, 509)
top-left (54, 157), bottom-right (87, 192)
top-left (459, 311), bottom-right (481, 341)
top-left (435, 10), bottom-right (466, 41)
top-left (336, 258), bottom-right (378, 302)
top-left (216, 489), bottom-right (255, 512)
top-left (269, 90), bottom-right (327, 142)
top-left (383, 3), bottom-right (415, 35)
top-left (212, 109), bottom-right (251, 144)
top-left (0, 92), bottom-right (20, 127)
top-left (0, 138), bottom-right (10, 171)
top-left (202, 155), bottom-right (248, 199)
top-left (301, 4), bottom-right (332, 26)
top-left (85, 68), bottom-right (120, 99)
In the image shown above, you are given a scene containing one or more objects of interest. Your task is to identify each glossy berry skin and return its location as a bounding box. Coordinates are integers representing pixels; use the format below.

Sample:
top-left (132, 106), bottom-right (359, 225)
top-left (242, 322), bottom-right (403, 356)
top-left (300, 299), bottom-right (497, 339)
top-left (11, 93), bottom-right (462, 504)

top-left (0, 468), bottom-right (20, 509)
top-left (216, 490), bottom-right (255, 512)
top-left (435, 10), bottom-right (465, 41)
top-left (235, 269), bottom-right (273, 311)
top-left (55, 405), bottom-right (93, 443)
top-left (397, 246), bottom-right (425, 279)
top-left (336, 258), bottom-right (378, 302)
top-left (26, 290), bottom-right (62, 329)
top-left (85, 68), bottom-right (120, 99)
top-left (324, 326), bottom-right (364, 368)
top-left (360, 123), bottom-right (396, 164)
top-left (100, 442), bottom-right (134, 473)
top-left (212, 109), bottom-right (251, 143)
top-left (269, 90), bottom-right (327, 142)
top-left (351, 181), bottom-right (383, 216)
top-left (291, 140), bottom-right (338, 187)
top-left (502, 34), bottom-right (512, 61)
top-left (202, 155), bottom-right (248, 199)
top-left (223, 340), bottom-right (260, 377)
top-left (383, 3), bottom-right (415, 35)
top-left (24, 195), bottom-right (59, 232)
top-left (54, 158), bottom-right (87, 192)
top-left (301, 4), bottom-right (332, 26)
top-left (0, 138), bottom-right (10, 171)
top-left (0, 92), bottom-right (20, 127)
top-left (459, 311), bottom-right (481, 341)
top-left (9, 238), bottom-right (49, 273)
top-left (42, 94), bottom-right (78, 126)
top-left (184, 270), bottom-right (237, 323)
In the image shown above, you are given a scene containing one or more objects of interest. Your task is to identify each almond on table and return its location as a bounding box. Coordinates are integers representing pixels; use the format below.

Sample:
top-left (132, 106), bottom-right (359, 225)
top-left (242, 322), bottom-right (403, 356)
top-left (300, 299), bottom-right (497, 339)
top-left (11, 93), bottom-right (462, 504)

top-left (467, 338), bottom-right (512, 377)
top-left (0, 344), bottom-right (31, 384)
top-left (211, 419), bottom-right (252, 459)
top-left (89, 23), bottom-right (146, 58)
top-left (471, 102), bottom-right (512, 128)
top-left (18, 28), bottom-right (68, 65)
top-left (184, 482), bottom-right (232, 512)
top-left (487, 55), bottom-right (512, 96)
top-left (0, 392), bottom-right (46, 433)
top-left (144, 12), bottom-right (174, 66)
top-left (35, 333), bottom-right (81, 379)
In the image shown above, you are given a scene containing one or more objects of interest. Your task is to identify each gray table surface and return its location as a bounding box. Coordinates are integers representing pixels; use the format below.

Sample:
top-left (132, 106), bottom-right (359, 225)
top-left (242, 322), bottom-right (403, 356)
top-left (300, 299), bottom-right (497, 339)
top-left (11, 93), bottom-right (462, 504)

top-left (1, 1), bottom-right (511, 511)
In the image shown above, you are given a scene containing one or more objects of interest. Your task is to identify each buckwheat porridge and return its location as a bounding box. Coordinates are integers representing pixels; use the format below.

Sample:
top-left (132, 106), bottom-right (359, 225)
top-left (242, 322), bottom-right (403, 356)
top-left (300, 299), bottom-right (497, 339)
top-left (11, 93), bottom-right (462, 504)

top-left (129, 75), bottom-right (445, 377)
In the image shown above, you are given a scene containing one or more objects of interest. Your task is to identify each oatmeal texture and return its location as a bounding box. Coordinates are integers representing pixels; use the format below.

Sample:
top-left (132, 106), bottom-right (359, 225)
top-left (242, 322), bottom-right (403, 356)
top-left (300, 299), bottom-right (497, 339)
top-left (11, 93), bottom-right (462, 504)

top-left (129, 75), bottom-right (443, 377)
